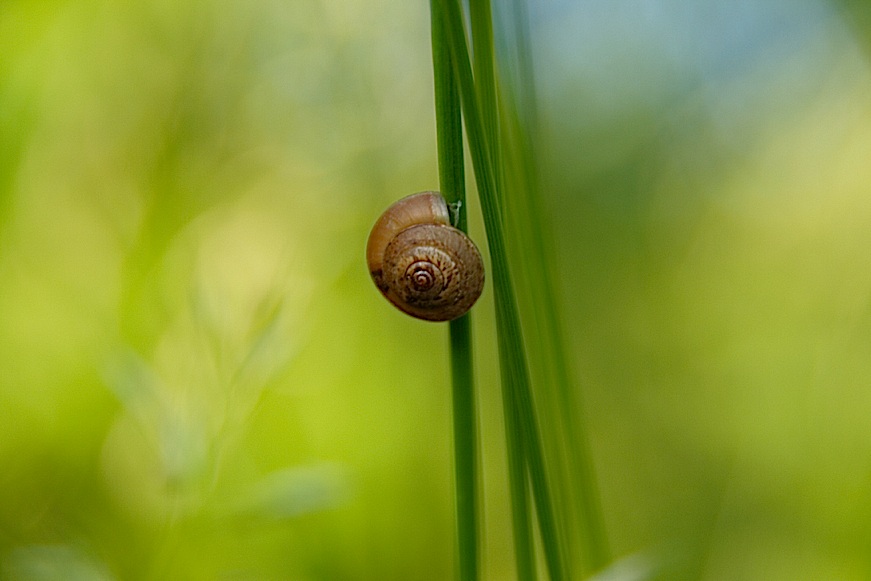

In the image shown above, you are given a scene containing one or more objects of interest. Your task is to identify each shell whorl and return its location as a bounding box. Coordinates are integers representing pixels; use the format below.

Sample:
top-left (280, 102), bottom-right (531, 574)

top-left (367, 192), bottom-right (484, 322)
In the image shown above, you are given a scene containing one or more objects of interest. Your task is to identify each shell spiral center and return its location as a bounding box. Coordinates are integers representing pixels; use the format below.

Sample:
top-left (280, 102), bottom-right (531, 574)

top-left (366, 192), bottom-right (484, 322)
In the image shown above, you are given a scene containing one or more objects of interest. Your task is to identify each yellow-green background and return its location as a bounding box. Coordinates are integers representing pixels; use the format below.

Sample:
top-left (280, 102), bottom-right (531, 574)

top-left (3, 1), bottom-right (871, 579)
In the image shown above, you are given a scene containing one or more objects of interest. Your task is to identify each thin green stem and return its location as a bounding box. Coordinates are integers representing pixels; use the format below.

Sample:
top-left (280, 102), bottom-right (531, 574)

top-left (498, 0), bottom-right (610, 571)
top-left (501, 356), bottom-right (537, 581)
top-left (434, 1), bottom-right (567, 579)
top-left (448, 316), bottom-right (479, 581)
top-left (469, 3), bottom-right (537, 577)
top-left (469, 0), bottom-right (501, 201)
top-left (430, 4), bottom-right (480, 581)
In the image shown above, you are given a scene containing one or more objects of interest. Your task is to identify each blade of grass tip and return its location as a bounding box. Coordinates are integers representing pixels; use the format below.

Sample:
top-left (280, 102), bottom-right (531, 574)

top-left (435, 1), bottom-right (567, 580)
top-left (430, 4), bottom-right (480, 581)
top-left (497, 0), bottom-right (610, 571)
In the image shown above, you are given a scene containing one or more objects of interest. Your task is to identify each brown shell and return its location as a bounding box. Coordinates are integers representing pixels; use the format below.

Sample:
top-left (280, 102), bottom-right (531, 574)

top-left (367, 192), bottom-right (484, 322)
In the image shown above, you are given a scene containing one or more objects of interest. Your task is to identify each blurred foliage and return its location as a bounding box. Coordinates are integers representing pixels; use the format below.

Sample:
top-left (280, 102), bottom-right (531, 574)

top-left (2, 0), bottom-right (871, 580)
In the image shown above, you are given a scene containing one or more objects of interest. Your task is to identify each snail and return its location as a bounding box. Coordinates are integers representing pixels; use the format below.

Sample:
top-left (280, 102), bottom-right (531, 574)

top-left (366, 191), bottom-right (485, 322)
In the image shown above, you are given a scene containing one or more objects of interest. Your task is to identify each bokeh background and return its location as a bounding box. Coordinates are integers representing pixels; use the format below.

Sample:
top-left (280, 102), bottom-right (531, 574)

top-left (3, 1), bottom-right (871, 579)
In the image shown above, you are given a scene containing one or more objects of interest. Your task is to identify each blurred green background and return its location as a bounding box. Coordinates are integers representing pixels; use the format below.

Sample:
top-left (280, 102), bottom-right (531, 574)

top-left (3, 1), bottom-right (871, 579)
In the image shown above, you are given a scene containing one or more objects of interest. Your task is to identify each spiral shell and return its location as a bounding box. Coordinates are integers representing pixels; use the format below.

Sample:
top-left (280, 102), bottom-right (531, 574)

top-left (367, 192), bottom-right (484, 322)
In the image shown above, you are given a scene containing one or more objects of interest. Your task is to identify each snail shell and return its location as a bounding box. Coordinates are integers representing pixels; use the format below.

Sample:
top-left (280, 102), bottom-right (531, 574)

top-left (367, 191), bottom-right (485, 322)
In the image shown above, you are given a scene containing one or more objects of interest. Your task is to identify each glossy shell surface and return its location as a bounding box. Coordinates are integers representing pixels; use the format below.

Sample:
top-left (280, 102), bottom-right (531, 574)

top-left (367, 192), bottom-right (484, 322)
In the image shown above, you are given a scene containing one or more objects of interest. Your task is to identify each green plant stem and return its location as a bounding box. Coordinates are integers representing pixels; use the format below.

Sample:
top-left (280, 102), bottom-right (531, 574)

top-left (469, 1), bottom-right (535, 579)
top-left (501, 0), bottom-right (610, 573)
top-left (469, 0), bottom-right (501, 198)
top-left (430, 4), bottom-right (480, 581)
top-left (501, 376), bottom-right (537, 581)
top-left (434, 1), bottom-right (566, 580)
top-left (499, 0), bottom-right (610, 571)
top-left (448, 316), bottom-right (478, 581)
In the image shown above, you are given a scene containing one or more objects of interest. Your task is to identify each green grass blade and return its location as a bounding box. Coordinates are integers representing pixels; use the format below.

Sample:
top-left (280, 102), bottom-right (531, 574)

top-left (431, 4), bottom-right (467, 216)
top-left (469, 2), bottom-right (536, 578)
top-left (448, 316), bottom-right (479, 581)
top-left (434, 1), bottom-right (567, 579)
top-left (502, 378), bottom-right (537, 581)
top-left (430, 4), bottom-right (480, 581)
top-left (494, 1), bottom-right (611, 573)
top-left (434, 1), bottom-right (535, 577)
top-left (469, 0), bottom-right (501, 200)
